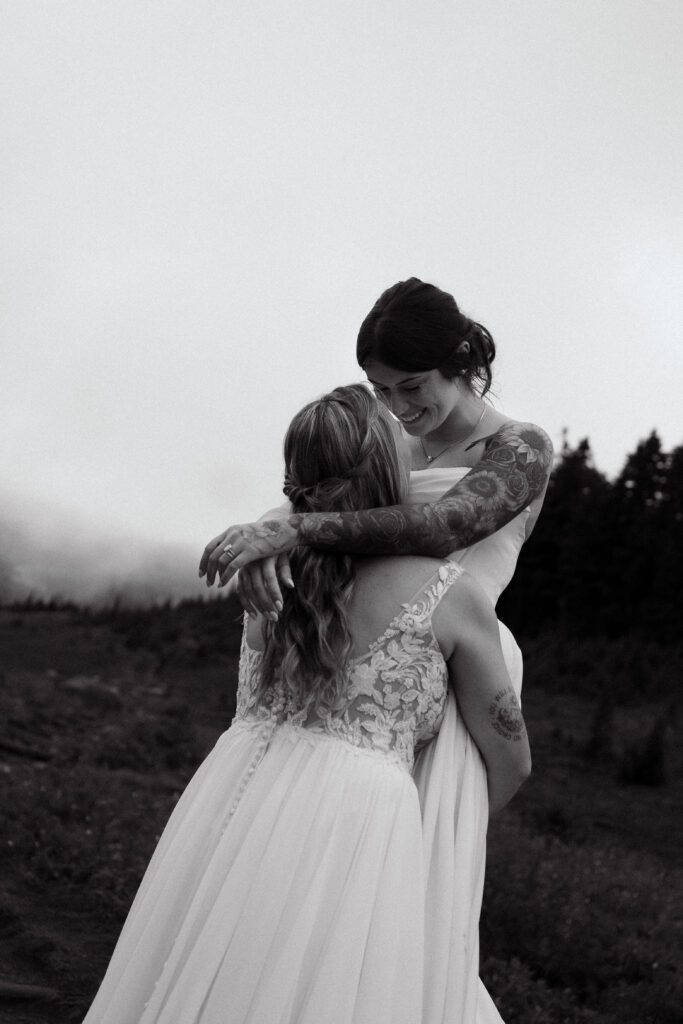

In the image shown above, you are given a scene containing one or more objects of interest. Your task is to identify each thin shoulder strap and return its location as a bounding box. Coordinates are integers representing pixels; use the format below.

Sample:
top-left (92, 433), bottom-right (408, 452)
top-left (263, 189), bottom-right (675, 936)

top-left (351, 560), bottom-right (466, 663)
top-left (405, 559), bottom-right (465, 618)
top-left (379, 560), bottom-right (465, 637)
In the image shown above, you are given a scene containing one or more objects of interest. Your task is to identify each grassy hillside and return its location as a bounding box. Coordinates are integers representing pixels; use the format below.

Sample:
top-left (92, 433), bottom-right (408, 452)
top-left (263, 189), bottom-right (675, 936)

top-left (0, 601), bottom-right (681, 1023)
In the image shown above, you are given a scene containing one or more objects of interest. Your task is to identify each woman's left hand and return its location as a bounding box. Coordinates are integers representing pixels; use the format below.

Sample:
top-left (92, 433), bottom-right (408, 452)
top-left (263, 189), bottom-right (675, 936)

top-left (199, 518), bottom-right (299, 588)
top-left (237, 554), bottom-right (294, 617)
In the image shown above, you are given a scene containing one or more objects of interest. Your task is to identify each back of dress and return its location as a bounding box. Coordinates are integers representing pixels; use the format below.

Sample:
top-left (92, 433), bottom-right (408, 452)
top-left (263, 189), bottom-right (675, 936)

top-left (85, 559), bottom-right (471, 1024)
top-left (236, 559), bottom-right (464, 772)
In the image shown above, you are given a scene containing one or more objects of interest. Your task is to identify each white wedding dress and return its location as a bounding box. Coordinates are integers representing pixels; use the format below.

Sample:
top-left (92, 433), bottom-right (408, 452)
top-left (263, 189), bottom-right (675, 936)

top-left (409, 468), bottom-right (529, 1024)
top-left (82, 468), bottom-right (529, 1024)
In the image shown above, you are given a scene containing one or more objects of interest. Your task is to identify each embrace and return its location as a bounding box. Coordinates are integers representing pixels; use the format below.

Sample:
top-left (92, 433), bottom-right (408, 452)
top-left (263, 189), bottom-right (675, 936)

top-left (83, 279), bottom-right (553, 1023)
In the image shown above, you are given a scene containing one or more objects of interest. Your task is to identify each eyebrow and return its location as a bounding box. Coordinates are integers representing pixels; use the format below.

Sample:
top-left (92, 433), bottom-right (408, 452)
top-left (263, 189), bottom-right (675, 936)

top-left (367, 373), bottom-right (423, 387)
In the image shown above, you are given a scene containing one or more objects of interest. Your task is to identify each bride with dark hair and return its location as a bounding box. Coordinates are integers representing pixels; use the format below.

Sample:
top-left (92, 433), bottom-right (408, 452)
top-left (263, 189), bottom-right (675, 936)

top-left (202, 277), bottom-right (552, 604)
top-left (200, 278), bottom-right (554, 1021)
top-left (83, 383), bottom-right (530, 1024)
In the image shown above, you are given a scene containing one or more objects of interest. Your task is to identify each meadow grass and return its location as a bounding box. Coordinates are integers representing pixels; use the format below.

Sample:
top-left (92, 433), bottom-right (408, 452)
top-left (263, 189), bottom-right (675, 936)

top-left (0, 604), bottom-right (680, 1023)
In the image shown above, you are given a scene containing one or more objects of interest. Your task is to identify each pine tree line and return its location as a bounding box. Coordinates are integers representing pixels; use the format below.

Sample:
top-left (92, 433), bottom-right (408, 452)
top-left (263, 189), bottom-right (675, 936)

top-left (498, 431), bottom-right (683, 644)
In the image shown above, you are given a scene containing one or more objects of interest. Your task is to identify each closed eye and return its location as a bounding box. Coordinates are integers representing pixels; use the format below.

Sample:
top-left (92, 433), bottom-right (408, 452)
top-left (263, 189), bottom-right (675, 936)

top-left (371, 382), bottom-right (422, 398)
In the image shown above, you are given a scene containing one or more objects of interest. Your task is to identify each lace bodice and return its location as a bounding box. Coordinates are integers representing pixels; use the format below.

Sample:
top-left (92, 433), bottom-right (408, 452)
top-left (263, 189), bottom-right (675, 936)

top-left (235, 561), bottom-right (464, 771)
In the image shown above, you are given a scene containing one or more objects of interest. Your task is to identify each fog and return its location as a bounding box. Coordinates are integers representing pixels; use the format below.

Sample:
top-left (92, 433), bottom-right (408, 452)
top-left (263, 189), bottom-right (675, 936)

top-left (3, 1), bottom-right (681, 595)
top-left (0, 489), bottom-right (210, 607)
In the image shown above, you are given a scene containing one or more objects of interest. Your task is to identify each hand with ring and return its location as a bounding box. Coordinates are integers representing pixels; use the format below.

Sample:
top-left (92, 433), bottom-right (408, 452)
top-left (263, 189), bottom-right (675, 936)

top-left (199, 517), bottom-right (299, 590)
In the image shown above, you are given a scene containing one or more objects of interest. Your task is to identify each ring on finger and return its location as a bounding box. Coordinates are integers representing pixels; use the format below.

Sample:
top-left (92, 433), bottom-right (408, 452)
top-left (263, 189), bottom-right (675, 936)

top-left (222, 544), bottom-right (237, 562)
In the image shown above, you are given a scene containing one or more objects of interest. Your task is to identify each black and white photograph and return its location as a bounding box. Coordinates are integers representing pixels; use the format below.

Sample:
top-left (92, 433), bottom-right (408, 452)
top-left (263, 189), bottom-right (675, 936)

top-left (1, 2), bottom-right (681, 1022)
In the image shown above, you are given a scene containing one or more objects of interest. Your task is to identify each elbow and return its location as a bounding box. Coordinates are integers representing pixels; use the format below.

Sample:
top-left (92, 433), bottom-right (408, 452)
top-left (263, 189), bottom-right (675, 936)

top-left (517, 747), bottom-right (532, 785)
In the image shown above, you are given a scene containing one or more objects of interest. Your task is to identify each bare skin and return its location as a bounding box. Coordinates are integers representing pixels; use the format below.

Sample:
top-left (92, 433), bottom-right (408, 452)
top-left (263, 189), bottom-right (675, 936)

top-left (246, 553), bottom-right (531, 815)
top-left (200, 420), bottom-right (553, 591)
top-left (488, 686), bottom-right (527, 743)
top-left (435, 574), bottom-right (531, 813)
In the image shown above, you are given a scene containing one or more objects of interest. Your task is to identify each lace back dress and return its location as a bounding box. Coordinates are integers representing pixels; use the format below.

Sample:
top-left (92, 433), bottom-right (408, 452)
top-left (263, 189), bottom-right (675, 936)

top-left (83, 560), bottom-right (464, 1024)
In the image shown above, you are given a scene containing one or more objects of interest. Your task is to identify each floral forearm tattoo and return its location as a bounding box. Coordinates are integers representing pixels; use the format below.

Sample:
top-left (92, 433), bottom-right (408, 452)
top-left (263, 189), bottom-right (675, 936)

top-left (488, 686), bottom-right (527, 742)
top-left (294, 422), bottom-right (553, 557)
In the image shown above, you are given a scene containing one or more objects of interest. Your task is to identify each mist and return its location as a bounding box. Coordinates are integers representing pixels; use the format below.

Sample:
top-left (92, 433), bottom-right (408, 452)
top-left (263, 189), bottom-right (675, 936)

top-left (0, 489), bottom-right (211, 607)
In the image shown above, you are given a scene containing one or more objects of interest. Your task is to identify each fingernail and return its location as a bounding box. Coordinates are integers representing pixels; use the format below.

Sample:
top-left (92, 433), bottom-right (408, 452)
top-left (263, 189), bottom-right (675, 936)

top-left (275, 600), bottom-right (283, 612)
top-left (198, 568), bottom-right (205, 578)
top-left (284, 579), bottom-right (295, 589)
top-left (268, 611), bottom-right (278, 622)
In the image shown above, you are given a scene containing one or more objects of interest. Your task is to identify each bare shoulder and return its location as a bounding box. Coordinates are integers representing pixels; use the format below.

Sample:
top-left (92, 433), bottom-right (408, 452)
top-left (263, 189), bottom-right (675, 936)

top-left (431, 565), bottom-right (498, 659)
top-left (485, 417), bottom-right (554, 528)
top-left (435, 566), bottom-right (495, 620)
top-left (484, 417), bottom-right (554, 461)
top-left (349, 555), bottom-right (450, 652)
top-left (352, 554), bottom-right (446, 595)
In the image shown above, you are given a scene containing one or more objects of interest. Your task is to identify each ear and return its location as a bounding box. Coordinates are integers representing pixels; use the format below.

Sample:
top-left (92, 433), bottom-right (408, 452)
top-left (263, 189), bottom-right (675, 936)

top-left (456, 340), bottom-right (471, 356)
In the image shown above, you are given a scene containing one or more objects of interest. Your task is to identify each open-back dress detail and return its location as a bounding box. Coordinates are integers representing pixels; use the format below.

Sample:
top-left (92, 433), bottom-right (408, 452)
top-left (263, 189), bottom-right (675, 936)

top-left (83, 561), bottom-right (465, 1024)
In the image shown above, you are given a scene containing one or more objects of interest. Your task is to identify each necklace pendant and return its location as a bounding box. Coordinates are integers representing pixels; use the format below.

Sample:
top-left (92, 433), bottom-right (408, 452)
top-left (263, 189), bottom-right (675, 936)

top-left (426, 454), bottom-right (434, 463)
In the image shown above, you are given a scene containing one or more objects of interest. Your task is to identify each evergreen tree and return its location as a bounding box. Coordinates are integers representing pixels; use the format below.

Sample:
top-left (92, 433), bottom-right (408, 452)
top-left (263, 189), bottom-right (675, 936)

top-left (645, 444), bottom-right (683, 642)
top-left (499, 434), bottom-right (610, 636)
top-left (499, 430), bottom-right (681, 644)
top-left (609, 433), bottom-right (668, 636)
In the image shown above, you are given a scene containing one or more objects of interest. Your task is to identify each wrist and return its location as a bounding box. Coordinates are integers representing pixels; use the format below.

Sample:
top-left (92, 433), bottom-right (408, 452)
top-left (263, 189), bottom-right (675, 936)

top-left (288, 513), bottom-right (305, 543)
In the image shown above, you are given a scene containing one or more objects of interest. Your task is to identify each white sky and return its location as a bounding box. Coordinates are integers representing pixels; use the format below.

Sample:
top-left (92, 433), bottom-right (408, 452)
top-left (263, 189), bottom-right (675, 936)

top-left (2, 0), bottom-right (682, 558)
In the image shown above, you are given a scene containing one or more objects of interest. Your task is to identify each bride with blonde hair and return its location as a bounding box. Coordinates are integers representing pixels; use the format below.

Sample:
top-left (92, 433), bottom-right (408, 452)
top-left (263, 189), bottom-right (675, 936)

top-left (84, 383), bottom-right (530, 1024)
top-left (201, 277), bottom-right (554, 1021)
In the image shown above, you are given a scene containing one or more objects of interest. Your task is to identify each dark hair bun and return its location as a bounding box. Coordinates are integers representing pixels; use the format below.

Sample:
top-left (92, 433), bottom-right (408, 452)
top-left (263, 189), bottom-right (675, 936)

top-left (356, 278), bottom-right (495, 395)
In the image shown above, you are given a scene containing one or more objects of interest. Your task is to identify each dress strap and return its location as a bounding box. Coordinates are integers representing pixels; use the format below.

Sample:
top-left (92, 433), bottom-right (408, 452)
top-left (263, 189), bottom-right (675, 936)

top-left (401, 559), bottom-right (465, 617)
top-left (361, 560), bottom-right (465, 661)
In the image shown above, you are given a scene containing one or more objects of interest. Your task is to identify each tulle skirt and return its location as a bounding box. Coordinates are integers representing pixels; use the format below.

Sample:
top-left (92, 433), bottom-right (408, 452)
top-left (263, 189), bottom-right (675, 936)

top-left (83, 720), bottom-right (425, 1024)
top-left (83, 621), bottom-right (520, 1024)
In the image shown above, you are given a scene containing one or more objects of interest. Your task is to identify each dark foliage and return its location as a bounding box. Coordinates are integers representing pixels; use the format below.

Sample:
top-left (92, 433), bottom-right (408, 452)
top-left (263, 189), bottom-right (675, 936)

top-left (1, 429), bottom-right (682, 1023)
top-left (498, 431), bottom-right (683, 645)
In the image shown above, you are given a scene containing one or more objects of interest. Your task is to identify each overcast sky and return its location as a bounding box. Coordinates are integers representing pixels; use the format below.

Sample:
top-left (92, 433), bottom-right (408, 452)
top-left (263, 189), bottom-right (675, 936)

top-left (2, 0), bottom-right (681, 576)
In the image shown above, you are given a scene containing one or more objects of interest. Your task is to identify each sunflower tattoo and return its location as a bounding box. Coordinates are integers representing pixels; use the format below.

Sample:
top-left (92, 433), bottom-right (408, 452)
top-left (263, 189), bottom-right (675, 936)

top-left (296, 421), bottom-right (553, 557)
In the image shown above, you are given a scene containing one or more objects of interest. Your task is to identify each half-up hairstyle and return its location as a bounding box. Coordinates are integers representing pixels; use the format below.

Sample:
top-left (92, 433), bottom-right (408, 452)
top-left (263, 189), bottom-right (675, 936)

top-left (356, 277), bottom-right (496, 395)
top-left (256, 384), bottom-right (404, 719)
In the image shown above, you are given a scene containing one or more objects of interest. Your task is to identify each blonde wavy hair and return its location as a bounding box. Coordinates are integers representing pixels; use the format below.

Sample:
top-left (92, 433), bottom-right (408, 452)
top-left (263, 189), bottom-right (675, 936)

top-left (257, 384), bottom-right (404, 718)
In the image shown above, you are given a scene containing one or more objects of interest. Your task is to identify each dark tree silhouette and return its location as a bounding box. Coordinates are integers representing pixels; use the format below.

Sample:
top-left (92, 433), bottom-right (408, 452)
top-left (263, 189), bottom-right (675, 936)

top-left (498, 431), bottom-right (682, 644)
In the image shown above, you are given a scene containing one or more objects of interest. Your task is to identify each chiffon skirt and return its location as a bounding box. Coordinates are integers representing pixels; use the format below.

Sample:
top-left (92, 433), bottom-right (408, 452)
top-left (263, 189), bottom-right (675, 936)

top-left (83, 721), bottom-right (425, 1024)
top-left (83, 622), bottom-right (521, 1024)
top-left (413, 620), bottom-right (521, 1024)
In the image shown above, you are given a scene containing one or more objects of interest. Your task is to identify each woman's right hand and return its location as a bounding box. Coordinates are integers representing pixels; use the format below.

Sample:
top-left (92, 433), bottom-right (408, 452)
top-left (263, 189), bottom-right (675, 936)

top-left (237, 554), bottom-right (294, 618)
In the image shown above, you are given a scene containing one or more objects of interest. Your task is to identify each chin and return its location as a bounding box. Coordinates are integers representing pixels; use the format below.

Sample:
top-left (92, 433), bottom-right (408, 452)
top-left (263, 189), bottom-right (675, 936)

top-left (401, 411), bottom-right (431, 434)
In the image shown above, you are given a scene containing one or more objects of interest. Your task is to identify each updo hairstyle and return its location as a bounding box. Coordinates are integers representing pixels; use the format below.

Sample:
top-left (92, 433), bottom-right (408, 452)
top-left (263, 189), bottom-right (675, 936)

top-left (356, 277), bottom-right (496, 395)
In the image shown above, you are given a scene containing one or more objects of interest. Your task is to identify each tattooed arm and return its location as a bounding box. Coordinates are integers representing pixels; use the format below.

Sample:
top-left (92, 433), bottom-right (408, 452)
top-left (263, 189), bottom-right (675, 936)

top-left (200, 421), bottom-right (552, 587)
top-left (298, 421), bottom-right (552, 556)
top-left (437, 572), bottom-right (532, 815)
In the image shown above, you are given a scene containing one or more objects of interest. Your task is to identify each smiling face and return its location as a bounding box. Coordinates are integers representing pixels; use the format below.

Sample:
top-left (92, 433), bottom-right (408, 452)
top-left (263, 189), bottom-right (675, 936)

top-left (376, 402), bottom-right (412, 497)
top-left (364, 359), bottom-right (462, 438)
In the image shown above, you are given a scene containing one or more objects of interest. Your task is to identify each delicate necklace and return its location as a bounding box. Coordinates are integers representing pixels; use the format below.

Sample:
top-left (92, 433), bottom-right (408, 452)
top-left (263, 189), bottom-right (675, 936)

top-left (419, 406), bottom-right (487, 464)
